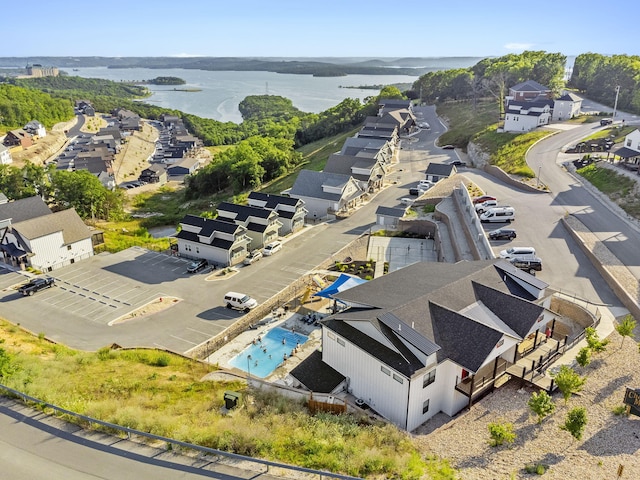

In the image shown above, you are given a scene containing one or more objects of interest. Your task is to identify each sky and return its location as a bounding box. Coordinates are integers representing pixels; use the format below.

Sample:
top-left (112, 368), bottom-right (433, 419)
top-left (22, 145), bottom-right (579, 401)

top-left (5, 0), bottom-right (640, 59)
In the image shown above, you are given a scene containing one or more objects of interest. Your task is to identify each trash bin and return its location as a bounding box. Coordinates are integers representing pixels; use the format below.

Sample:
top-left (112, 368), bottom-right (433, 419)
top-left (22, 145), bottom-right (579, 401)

top-left (224, 391), bottom-right (242, 410)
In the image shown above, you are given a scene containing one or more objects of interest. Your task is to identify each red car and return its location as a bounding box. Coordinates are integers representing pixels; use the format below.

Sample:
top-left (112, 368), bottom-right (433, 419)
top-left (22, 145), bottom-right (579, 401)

top-left (473, 195), bottom-right (497, 205)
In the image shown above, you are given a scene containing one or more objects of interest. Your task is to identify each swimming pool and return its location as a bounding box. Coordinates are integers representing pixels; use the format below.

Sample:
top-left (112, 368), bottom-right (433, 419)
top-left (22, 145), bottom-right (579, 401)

top-left (229, 326), bottom-right (309, 378)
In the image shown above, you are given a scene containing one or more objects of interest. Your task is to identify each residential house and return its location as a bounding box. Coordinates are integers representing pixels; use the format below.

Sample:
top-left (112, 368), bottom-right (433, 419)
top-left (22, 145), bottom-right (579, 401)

top-left (215, 202), bottom-right (281, 250)
top-left (3, 129), bottom-right (33, 149)
top-left (112, 108), bottom-right (141, 131)
top-left (167, 157), bottom-right (200, 176)
top-left (0, 144), bottom-right (12, 165)
top-left (324, 153), bottom-right (387, 193)
top-left (139, 164), bottom-right (167, 185)
top-left (613, 129), bottom-right (640, 164)
top-left (507, 80), bottom-right (552, 102)
top-left (316, 259), bottom-right (555, 431)
top-left (376, 109), bottom-right (416, 135)
top-left (288, 170), bottom-right (366, 220)
top-left (358, 117), bottom-right (400, 145)
top-left (340, 137), bottom-right (393, 165)
top-left (247, 192), bottom-right (307, 236)
top-left (90, 135), bottom-right (119, 153)
top-left (24, 121), bottom-right (46, 138)
top-left (503, 99), bottom-right (552, 133)
top-left (0, 198), bottom-right (93, 271)
top-left (377, 99), bottom-right (413, 115)
top-left (551, 92), bottom-right (582, 122)
top-left (375, 206), bottom-right (407, 228)
top-left (176, 215), bottom-right (251, 266)
top-left (425, 163), bottom-right (456, 183)
top-left (97, 127), bottom-right (122, 144)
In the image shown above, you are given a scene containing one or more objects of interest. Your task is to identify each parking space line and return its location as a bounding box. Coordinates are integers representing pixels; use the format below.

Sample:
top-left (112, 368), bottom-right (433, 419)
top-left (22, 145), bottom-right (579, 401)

top-left (169, 335), bottom-right (198, 346)
top-left (187, 327), bottom-right (218, 337)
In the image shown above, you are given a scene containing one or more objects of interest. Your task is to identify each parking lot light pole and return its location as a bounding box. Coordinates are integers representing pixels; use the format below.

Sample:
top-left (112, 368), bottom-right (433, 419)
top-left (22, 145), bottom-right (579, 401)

top-left (613, 85), bottom-right (620, 120)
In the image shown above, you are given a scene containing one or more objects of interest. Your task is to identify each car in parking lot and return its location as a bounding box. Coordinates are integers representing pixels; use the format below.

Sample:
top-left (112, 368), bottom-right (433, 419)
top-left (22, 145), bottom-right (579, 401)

top-left (18, 276), bottom-right (55, 296)
top-left (409, 187), bottom-right (420, 196)
top-left (263, 241), bottom-right (282, 256)
top-left (487, 228), bottom-right (517, 240)
top-left (600, 118), bottom-right (613, 126)
top-left (187, 258), bottom-right (208, 273)
top-left (510, 256), bottom-right (542, 274)
top-left (400, 198), bottom-right (414, 206)
top-left (243, 250), bottom-right (263, 265)
top-left (475, 199), bottom-right (498, 214)
top-left (473, 195), bottom-right (497, 205)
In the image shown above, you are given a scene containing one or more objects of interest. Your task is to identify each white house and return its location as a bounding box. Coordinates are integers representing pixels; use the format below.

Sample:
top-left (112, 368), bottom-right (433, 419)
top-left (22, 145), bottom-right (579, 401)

top-left (24, 120), bottom-right (46, 138)
top-left (4, 208), bottom-right (93, 271)
top-left (288, 170), bottom-right (366, 221)
top-left (247, 192), bottom-right (307, 236)
top-left (613, 129), bottom-right (640, 164)
top-left (503, 100), bottom-right (552, 133)
top-left (215, 202), bottom-right (281, 250)
top-left (176, 214), bottom-right (251, 266)
top-left (315, 260), bottom-right (557, 431)
top-left (0, 144), bottom-right (12, 165)
top-left (551, 92), bottom-right (582, 122)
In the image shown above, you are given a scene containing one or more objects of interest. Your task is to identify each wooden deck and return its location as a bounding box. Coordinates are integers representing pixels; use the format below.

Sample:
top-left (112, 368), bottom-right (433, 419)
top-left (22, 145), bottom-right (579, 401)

top-left (507, 337), bottom-right (561, 392)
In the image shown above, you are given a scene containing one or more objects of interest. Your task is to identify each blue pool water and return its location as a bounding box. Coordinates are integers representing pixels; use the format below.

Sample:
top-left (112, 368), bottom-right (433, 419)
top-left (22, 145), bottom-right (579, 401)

top-left (229, 327), bottom-right (309, 378)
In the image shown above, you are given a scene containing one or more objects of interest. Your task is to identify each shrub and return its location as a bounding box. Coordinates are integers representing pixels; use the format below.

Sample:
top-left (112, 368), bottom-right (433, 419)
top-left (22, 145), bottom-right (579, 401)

top-left (528, 390), bottom-right (555, 424)
top-left (612, 405), bottom-right (628, 416)
top-left (524, 463), bottom-right (548, 475)
top-left (488, 422), bottom-right (516, 447)
top-left (552, 365), bottom-right (586, 404)
top-left (585, 327), bottom-right (609, 353)
top-left (575, 347), bottom-right (591, 367)
top-left (561, 407), bottom-right (587, 441)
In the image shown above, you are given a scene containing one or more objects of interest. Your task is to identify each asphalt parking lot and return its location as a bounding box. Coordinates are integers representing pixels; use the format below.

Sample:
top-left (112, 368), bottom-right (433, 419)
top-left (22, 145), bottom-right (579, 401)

top-left (0, 248), bottom-right (250, 353)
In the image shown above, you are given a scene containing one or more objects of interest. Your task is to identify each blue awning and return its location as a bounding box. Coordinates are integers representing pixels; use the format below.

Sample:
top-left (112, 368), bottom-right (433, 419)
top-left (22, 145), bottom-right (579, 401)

top-left (315, 274), bottom-right (367, 299)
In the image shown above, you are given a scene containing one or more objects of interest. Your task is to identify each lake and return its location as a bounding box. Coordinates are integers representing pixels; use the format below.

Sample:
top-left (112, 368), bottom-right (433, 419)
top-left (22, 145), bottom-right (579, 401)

top-left (70, 67), bottom-right (421, 123)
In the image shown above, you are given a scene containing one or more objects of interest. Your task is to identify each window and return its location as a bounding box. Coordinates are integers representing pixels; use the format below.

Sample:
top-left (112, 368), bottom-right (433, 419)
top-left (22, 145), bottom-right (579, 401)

top-left (423, 370), bottom-right (436, 388)
top-left (67, 245), bottom-right (72, 251)
top-left (381, 366), bottom-right (390, 376)
top-left (336, 337), bottom-right (345, 347)
top-left (392, 373), bottom-right (403, 384)
top-left (422, 399), bottom-right (430, 414)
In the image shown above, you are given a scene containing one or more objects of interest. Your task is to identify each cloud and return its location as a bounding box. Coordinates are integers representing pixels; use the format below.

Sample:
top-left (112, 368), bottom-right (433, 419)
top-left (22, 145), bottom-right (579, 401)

top-left (504, 43), bottom-right (535, 51)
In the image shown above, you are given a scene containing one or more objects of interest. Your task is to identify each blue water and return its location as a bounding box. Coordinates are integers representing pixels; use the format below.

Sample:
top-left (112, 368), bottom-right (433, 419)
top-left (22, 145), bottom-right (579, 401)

top-left (229, 326), bottom-right (309, 378)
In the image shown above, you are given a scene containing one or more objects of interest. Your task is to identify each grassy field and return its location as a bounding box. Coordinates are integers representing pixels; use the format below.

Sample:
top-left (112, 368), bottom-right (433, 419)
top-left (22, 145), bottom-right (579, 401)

top-left (0, 319), bottom-right (455, 479)
top-left (435, 100), bottom-right (499, 149)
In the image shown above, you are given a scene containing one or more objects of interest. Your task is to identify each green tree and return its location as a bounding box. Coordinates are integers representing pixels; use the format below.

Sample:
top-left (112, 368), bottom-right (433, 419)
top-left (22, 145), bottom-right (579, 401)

top-left (552, 365), bottom-right (586, 404)
top-left (585, 327), bottom-right (609, 353)
top-left (51, 169), bottom-right (119, 220)
top-left (615, 314), bottom-right (636, 347)
top-left (487, 422), bottom-right (516, 447)
top-left (575, 347), bottom-right (592, 368)
top-left (560, 407), bottom-right (587, 441)
top-left (378, 85), bottom-right (405, 100)
top-left (528, 390), bottom-right (556, 424)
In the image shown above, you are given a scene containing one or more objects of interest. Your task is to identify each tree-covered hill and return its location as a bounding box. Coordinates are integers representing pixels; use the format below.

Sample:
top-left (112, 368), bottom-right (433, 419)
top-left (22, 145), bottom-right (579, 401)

top-left (0, 84), bottom-right (74, 131)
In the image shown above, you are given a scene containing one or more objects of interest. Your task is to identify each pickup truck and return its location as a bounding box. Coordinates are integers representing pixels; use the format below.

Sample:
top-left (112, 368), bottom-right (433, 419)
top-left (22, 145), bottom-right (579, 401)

top-left (18, 277), bottom-right (55, 296)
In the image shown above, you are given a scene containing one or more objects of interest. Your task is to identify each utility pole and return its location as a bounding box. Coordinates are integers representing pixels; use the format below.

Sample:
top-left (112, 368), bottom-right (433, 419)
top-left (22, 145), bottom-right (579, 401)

top-left (612, 85), bottom-right (620, 120)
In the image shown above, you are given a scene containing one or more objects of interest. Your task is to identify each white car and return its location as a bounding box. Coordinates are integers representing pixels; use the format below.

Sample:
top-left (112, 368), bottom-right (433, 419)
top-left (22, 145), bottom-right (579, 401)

top-left (263, 241), bottom-right (282, 256)
top-left (400, 198), bottom-right (414, 206)
top-left (475, 199), bottom-right (498, 213)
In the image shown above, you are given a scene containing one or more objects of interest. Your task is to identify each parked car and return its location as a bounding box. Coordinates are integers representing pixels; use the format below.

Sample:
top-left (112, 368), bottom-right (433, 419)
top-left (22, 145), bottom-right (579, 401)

top-left (441, 144), bottom-right (455, 149)
top-left (418, 122), bottom-right (430, 129)
top-left (224, 291), bottom-right (258, 312)
top-left (510, 256), bottom-right (542, 274)
top-left (18, 277), bottom-right (55, 296)
top-left (409, 187), bottom-right (420, 196)
top-left (263, 241), bottom-right (282, 256)
top-left (600, 118), bottom-right (613, 126)
top-left (475, 199), bottom-right (498, 214)
top-left (499, 246), bottom-right (536, 259)
top-left (418, 180), bottom-right (434, 189)
top-left (400, 198), bottom-right (414, 206)
top-left (243, 250), bottom-right (263, 265)
top-left (480, 206), bottom-right (515, 223)
top-left (448, 160), bottom-right (466, 167)
top-left (187, 258), bottom-right (208, 273)
top-left (488, 228), bottom-right (517, 240)
top-left (473, 195), bottom-right (497, 205)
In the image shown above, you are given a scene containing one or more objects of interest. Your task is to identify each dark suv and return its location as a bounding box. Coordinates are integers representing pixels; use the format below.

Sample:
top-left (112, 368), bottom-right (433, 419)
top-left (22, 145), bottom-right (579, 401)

top-left (510, 256), bottom-right (542, 274)
top-left (488, 228), bottom-right (516, 240)
top-left (187, 258), bottom-right (208, 273)
top-left (18, 277), bottom-right (55, 296)
top-left (600, 118), bottom-right (613, 126)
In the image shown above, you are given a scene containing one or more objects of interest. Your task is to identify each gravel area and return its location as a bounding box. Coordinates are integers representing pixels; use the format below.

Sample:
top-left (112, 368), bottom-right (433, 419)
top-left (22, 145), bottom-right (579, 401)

top-left (414, 328), bottom-right (640, 479)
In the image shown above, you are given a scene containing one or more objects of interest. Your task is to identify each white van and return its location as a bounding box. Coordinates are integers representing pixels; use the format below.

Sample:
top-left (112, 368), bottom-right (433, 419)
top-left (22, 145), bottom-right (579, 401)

top-left (224, 292), bottom-right (258, 312)
top-left (480, 206), bottom-right (515, 223)
top-left (499, 246), bottom-right (536, 259)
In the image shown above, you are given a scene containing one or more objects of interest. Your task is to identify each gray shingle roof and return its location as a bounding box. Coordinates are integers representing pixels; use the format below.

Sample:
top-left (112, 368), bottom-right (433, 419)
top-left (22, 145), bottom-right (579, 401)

top-left (12, 208), bottom-right (91, 244)
top-left (248, 191), bottom-right (300, 208)
top-left (290, 170), bottom-right (358, 201)
top-left (426, 163), bottom-right (455, 176)
top-left (180, 214), bottom-right (242, 235)
top-left (375, 206), bottom-right (406, 217)
top-left (289, 350), bottom-right (345, 393)
top-left (510, 80), bottom-right (550, 92)
top-left (0, 196), bottom-right (52, 223)
top-left (216, 202), bottom-right (275, 221)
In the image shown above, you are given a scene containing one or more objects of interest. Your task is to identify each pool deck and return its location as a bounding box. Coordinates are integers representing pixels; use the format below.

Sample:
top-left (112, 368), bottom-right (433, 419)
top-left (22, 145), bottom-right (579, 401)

top-left (204, 303), bottom-right (328, 384)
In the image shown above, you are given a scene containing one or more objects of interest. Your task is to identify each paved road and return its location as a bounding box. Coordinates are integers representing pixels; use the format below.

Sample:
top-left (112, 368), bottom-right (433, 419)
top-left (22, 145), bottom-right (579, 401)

top-left (0, 397), bottom-right (284, 480)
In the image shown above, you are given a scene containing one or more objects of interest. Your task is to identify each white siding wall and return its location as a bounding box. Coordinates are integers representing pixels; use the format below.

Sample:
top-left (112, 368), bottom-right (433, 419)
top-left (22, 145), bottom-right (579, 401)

top-left (179, 240), bottom-right (228, 265)
top-left (29, 235), bottom-right (93, 271)
top-left (322, 328), bottom-right (410, 428)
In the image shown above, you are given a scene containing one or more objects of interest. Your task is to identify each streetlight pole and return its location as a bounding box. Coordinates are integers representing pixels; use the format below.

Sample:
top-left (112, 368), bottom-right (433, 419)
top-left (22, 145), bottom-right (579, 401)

top-left (612, 85), bottom-right (620, 121)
